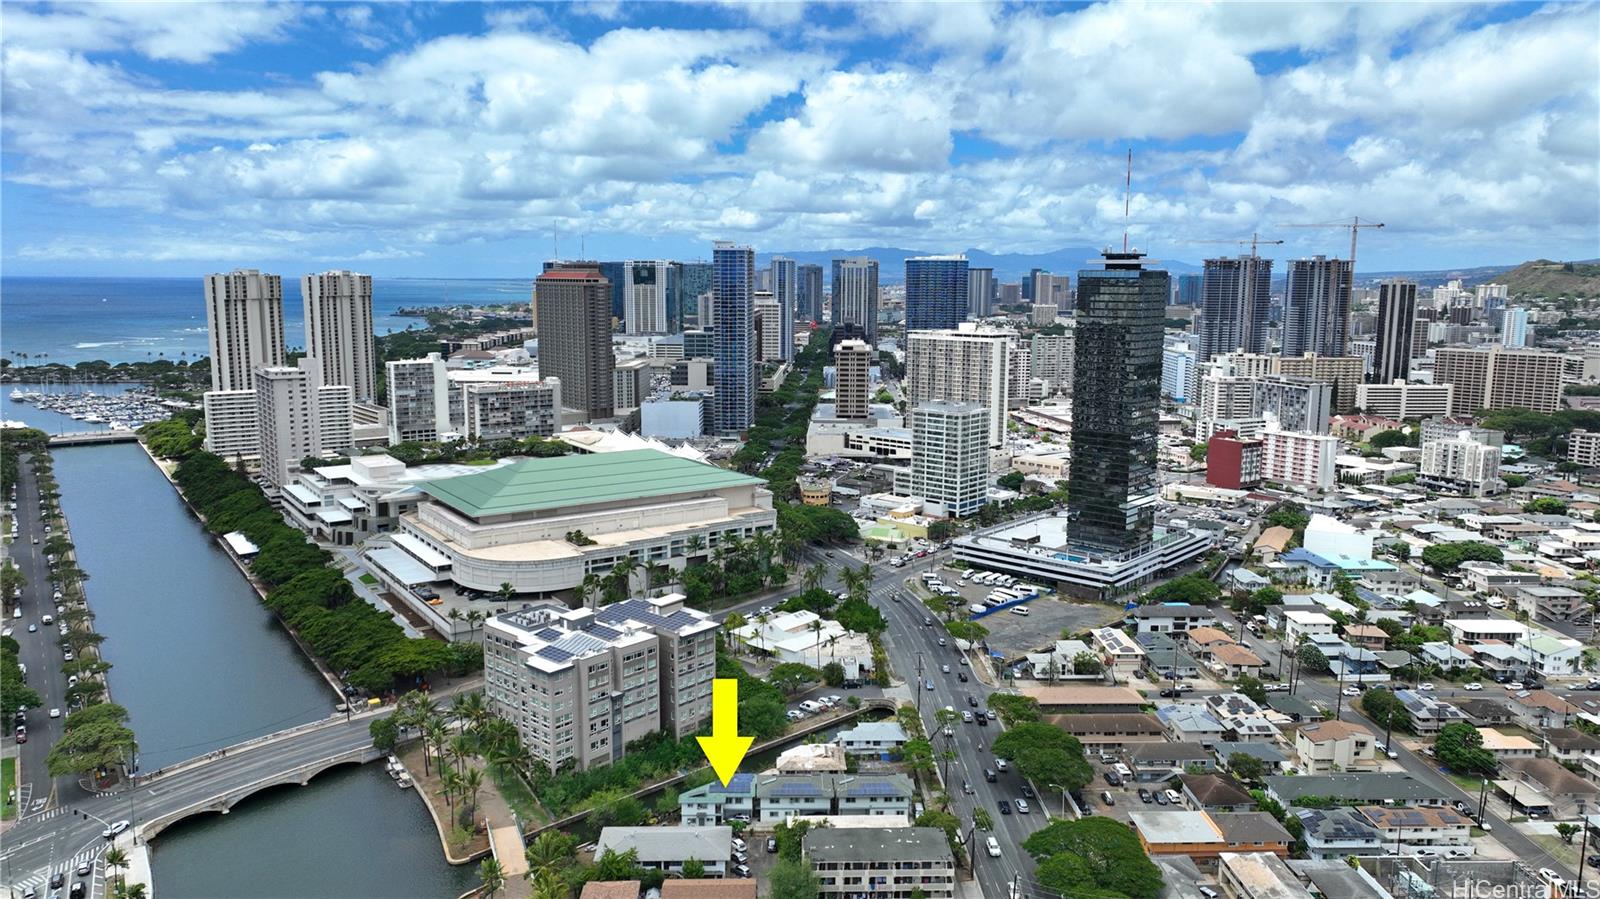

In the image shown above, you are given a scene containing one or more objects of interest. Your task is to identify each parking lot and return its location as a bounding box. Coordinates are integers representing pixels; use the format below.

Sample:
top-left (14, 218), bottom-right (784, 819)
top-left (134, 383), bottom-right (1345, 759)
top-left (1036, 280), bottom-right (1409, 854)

top-left (920, 566), bottom-right (1125, 660)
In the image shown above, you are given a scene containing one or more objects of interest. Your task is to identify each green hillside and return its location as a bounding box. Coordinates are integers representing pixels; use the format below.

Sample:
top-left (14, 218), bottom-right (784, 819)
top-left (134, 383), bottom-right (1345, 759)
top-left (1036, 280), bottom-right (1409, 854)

top-left (1498, 259), bottom-right (1600, 298)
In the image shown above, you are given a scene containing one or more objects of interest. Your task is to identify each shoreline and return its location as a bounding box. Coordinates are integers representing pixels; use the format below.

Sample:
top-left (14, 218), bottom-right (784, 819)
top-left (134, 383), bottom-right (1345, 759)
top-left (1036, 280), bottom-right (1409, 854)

top-left (133, 441), bottom-right (348, 703)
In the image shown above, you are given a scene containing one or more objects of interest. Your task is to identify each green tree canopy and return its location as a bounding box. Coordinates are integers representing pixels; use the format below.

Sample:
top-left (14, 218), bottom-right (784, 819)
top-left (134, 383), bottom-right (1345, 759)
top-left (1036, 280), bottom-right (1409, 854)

top-left (1435, 722), bottom-right (1497, 776)
top-left (1526, 497), bottom-right (1569, 515)
top-left (769, 857), bottom-right (821, 899)
top-left (1022, 818), bottom-right (1164, 899)
top-left (1369, 429), bottom-right (1410, 450)
top-left (992, 723), bottom-right (1092, 792)
top-left (1142, 575), bottom-right (1221, 606)
top-left (770, 662), bottom-right (821, 695)
top-left (1297, 644), bottom-right (1330, 674)
top-left (1227, 752), bottom-right (1268, 784)
top-left (47, 703), bottom-right (136, 777)
top-left (1359, 688), bottom-right (1413, 734)
top-left (1420, 541), bottom-right (1504, 573)
top-left (1234, 675), bottom-right (1268, 706)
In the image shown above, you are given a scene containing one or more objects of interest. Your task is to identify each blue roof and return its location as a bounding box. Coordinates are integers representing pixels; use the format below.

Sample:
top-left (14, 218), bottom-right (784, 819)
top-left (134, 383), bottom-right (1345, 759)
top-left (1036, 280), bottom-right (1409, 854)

top-left (1281, 548), bottom-right (1397, 572)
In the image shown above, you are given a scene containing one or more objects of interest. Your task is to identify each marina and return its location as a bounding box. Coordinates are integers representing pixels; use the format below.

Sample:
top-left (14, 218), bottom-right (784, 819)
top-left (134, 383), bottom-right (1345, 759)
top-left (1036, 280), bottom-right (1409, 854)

top-left (7, 387), bottom-right (193, 430)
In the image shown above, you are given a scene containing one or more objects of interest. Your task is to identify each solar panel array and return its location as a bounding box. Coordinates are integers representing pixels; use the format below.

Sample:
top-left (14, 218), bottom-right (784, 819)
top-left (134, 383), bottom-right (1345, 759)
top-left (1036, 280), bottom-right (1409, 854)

top-left (769, 780), bottom-right (825, 797)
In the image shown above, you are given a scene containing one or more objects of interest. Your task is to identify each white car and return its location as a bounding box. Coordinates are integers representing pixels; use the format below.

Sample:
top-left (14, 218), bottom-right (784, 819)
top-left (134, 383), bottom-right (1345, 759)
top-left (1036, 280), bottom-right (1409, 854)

top-left (48, 708), bottom-right (60, 718)
top-left (1418, 683), bottom-right (1436, 691)
top-left (1015, 799), bottom-right (1031, 814)
top-left (1010, 606), bottom-right (1030, 616)
top-left (1342, 686), bottom-right (1360, 697)
top-left (101, 820), bottom-right (130, 839)
top-left (986, 836), bottom-right (1002, 858)
top-left (1464, 682), bottom-right (1483, 691)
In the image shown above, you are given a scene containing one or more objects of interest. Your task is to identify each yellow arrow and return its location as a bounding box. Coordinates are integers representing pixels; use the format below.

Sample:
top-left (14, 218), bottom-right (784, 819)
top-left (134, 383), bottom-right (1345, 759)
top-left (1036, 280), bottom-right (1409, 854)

top-left (697, 678), bottom-right (754, 787)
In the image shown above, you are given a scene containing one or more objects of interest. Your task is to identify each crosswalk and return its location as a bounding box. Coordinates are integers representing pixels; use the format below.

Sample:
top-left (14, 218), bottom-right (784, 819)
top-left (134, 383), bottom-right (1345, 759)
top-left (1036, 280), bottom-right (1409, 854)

top-left (11, 847), bottom-right (103, 896)
top-left (22, 804), bottom-right (63, 824)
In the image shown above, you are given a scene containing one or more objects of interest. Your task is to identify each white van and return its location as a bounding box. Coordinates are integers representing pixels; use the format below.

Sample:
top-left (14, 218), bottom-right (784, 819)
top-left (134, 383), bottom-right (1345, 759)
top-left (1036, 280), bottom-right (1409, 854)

top-left (1010, 606), bottom-right (1030, 616)
top-left (986, 836), bottom-right (1001, 857)
top-left (961, 570), bottom-right (976, 581)
top-left (799, 700), bottom-right (825, 714)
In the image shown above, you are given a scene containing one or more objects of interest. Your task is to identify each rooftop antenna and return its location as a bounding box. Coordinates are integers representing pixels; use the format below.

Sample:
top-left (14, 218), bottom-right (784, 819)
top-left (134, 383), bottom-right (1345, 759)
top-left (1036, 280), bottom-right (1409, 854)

top-left (552, 227), bottom-right (559, 261)
top-left (581, 233), bottom-right (587, 258)
top-left (1122, 148), bottom-right (1133, 253)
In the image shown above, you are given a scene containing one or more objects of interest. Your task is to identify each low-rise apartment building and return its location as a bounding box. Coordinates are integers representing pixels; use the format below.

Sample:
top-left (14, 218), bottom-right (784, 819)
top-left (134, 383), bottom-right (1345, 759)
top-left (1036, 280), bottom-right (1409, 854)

top-left (805, 827), bottom-right (955, 899)
top-left (483, 594), bottom-right (717, 772)
top-left (1294, 721), bottom-right (1376, 774)
top-left (595, 826), bottom-right (732, 878)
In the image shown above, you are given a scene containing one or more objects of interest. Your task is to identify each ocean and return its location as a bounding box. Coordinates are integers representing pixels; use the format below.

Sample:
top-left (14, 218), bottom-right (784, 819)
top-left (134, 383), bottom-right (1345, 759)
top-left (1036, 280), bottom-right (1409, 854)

top-left (0, 276), bottom-right (533, 366)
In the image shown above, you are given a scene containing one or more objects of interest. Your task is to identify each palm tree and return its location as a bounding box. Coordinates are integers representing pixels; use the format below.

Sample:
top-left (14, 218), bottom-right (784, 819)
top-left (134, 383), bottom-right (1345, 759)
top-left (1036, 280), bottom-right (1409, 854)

top-left (425, 719), bottom-right (450, 776)
top-left (103, 848), bottom-right (129, 889)
top-left (496, 582), bottom-right (515, 604)
top-left (447, 607), bottom-right (463, 638)
top-left (450, 733), bottom-right (476, 773)
top-left (528, 869), bottom-right (567, 899)
top-left (461, 765), bottom-right (485, 826)
top-left (467, 609), bottom-right (485, 639)
top-left (644, 561), bottom-right (672, 596)
top-left (685, 534), bottom-right (706, 565)
top-left (576, 573), bottom-right (600, 610)
top-left (478, 858), bottom-right (506, 898)
top-left (524, 830), bottom-right (573, 879)
top-left (804, 562), bottom-right (826, 593)
top-left (608, 556), bottom-right (638, 602)
top-left (755, 610), bottom-right (773, 655)
top-left (458, 692), bottom-right (490, 736)
top-left (440, 763), bottom-right (461, 822)
top-left (810, 618), bottom-right (825, 668)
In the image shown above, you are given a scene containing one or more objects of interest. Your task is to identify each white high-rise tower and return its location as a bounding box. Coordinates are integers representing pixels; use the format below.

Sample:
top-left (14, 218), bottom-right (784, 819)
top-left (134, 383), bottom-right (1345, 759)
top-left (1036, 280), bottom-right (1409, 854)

top-left (204, 269), bottom-right (286, 392)
top-left (302, 270), bottom-right (376, 403)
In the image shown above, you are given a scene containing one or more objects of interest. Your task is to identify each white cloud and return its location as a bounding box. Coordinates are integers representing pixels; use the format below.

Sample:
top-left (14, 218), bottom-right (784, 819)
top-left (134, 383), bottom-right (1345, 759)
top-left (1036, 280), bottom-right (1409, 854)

top-left (748, 70), bottom-right (953, 172)
top-left (1, 2), bottom-right (302, 63)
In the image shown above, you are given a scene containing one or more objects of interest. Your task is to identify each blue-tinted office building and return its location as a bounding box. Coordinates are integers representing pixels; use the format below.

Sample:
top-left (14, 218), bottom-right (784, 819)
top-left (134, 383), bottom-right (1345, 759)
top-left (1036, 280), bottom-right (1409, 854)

top-left (905, 255), bottom-right (969, 331)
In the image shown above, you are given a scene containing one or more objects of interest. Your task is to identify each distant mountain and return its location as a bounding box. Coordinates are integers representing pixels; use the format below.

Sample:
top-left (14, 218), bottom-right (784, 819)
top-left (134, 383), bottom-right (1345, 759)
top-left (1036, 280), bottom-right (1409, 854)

top-left (1354, 262), bottom-right (1521, 288)
top-left (1488, 259), bottom-right (1600, 298)
top-left (757, 246), bottom-right (1202, 284)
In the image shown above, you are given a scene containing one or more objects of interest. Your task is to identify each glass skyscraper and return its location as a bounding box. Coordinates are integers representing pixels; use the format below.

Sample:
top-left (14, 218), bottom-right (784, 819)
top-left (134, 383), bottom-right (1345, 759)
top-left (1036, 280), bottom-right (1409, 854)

top-left (831, 257), bottom-right (879, 343)
top-left (1068, 250), bottom-right (1168, 554)
top-left (797, 263), bottom-right (825, 323)
top-left (1282, 256), bottom-right (1353, 358)
top-left (1197, 255), bottom-right (1272, 363)
top-left (905, 255), bottom-right (969, 331)
top-left (769, 257), bottom-right (797, 361)
top-left (713, 241), bottom-right (756, 434)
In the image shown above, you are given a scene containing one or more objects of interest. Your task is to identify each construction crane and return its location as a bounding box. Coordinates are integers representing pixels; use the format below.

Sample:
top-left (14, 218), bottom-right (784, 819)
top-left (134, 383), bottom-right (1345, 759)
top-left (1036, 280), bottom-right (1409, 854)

top-left (1277, 216), bottom-right (1386, 279)
top-left (1186, 233), bottom-right (1285, 256)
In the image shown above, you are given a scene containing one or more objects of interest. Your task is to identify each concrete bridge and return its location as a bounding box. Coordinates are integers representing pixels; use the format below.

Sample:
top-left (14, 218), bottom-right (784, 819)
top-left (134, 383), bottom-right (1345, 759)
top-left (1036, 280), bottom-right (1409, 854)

top-left (48, 430), bottom-right (140, 447)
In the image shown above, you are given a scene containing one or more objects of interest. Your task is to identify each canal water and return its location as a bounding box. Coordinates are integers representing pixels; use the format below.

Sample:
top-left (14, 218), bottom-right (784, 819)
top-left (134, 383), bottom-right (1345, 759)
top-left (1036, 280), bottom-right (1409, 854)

top-left (34, 406), bottom-right (472, 896)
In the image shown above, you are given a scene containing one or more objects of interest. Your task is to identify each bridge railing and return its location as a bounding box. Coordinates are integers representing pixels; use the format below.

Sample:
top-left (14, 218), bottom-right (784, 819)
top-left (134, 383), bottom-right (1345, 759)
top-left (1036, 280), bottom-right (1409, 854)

top-left (138, 744), bottom-right (381, 841)
top-left (139, 711), bottom-right (360, 784)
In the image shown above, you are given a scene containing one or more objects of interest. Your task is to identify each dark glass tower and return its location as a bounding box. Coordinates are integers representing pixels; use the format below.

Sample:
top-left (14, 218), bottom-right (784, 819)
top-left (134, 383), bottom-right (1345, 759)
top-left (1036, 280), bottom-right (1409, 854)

top-left (1068, 250), bottom-right (1167, 554)
top-left (905, 255), bottom-right (969, 331)
top-left (1197, 255), bottom-right (1272, 363)
top-left (1373, 278), bottom-right (1418, 384)
top-left (1282, 255), bottom-right (1353, 357)
top-left (713, 241), bottom-right (756, 434)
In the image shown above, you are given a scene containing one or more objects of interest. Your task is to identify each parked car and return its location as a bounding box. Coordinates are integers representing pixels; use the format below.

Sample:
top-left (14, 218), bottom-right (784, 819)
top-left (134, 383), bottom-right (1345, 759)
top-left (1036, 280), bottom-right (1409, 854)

top-left (1418, 682), bottom-right (1436, 691)
top-left (1137, 788), bottom-right (1153, 803)
top-left (766, 837), bottom-right (779, 853)
top-left (1464, 682), bottom-right (1483, 691)
top-left (1154, 791), bottom-right (1169, 805)
top-left (1104, 771), bottom-right (1123, 786)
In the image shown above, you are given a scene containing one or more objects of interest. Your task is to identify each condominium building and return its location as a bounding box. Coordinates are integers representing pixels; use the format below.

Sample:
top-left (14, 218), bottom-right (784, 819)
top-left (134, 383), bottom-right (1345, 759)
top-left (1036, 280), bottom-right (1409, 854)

top-left (624, 260), bottom-right (677, 335)
top-left (461, 380), bottom-right (561, 442)
top-left (1206, 430), bottom-right (1264, 490)
top-left (1277, 354), bottom-right (1364, 415)
top-left (797, 263), bottom-right (825, 323)
top-left (1198, 255), bottom-right (1272, 363)
top-left (1502, 307), bottom-right (1530, 348)
top-left (910, 401), bottom-right (989, 518)
top-left (1355, 380), bottom-right (1455, 420)
top-left (254, 358), bottom-right (353, 488)
top-left (805, 827), bottom-right (955, 899)
top-left (834, 339), bottom-right (873, 420)
top-left (831, 257), bottom-right (879, 343)
top-left (1434, 347), bottom-right (1564, 414)
top-left (204, 269), bottom-right (286, 392)
top-left (1262, 428), bottom-right (1338, 490)
top-left (1373, 279), bottom-right (1418, 385)
top-left (1162, 341), bottom-right (1196, 403)
top-left (302, 269), bottom-right (377, 403)
top-left (967, 266), bottom-right (995, 318)
top-left (1282, 256), bottom-right (1353, 357)
top-left (1420, 431), bottom-right (1501, 495)
top-left (1419, 416), bottom-right (1503, 448)
top-left (769, 256), bottom-right (796, 359)
top-left (1030, 303), bottom-right (1057, 326)
top-left (754, 292), bottom-right (784, 362)
top-left (905, 255), bottom-right (969, 331)
top-left (387, 353), bottom-right (451, 443)
top-left (1251, 376), bottom-right (1332, 434)
top-left (202, 389), bottom-right (261, 457)
top-left (1069, 250), bottom-right (1166, 554)
top-left (713, 241), bottom-right (757, 434)
top-left (904, 325), bottom-right (1012, 447)
top-left (536, 265), bottom-right (616, 421)
top-left (482, 594), bottom-right (717, 772)
top-left (679, 261), bottom-right (712, 329)
top-left (1031, 329), bottom-right (1074, 395)
top-left (1570, 430), bottom-right (1600, 468)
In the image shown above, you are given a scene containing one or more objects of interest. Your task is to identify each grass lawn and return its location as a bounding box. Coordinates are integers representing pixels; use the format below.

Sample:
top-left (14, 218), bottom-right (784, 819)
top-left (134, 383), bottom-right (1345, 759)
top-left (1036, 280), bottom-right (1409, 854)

top-left (2, 757), bottom-right (16, 820)
top-left (489, 763), bottom-right (550, 826)
top-left (359, 573), bottom-right (378, 586)
top-left (1445, 772), bottom-right (1490, 793)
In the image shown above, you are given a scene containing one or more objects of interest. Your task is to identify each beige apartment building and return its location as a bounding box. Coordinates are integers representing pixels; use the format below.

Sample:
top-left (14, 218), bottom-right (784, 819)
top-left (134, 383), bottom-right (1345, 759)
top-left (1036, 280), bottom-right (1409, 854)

top-left (1434, 347), bottom-right (1564, 415)
top-left (904, 325), bottom-right (1012, 447)
top-left (834, 338), bottom-right (873, 420)
top-left (483, 593), bottom-right (718, 772)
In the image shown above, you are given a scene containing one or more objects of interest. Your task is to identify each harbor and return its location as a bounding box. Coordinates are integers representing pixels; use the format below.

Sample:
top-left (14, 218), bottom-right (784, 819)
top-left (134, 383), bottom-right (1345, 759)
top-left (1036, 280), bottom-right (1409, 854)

top-left (7, 387), bottom-right (192, 431)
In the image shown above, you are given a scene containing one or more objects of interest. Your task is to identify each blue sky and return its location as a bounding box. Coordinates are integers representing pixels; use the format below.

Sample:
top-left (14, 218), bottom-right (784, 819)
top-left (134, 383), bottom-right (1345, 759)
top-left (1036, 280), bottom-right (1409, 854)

top-left (1, 1), bottom-right (1595, 278)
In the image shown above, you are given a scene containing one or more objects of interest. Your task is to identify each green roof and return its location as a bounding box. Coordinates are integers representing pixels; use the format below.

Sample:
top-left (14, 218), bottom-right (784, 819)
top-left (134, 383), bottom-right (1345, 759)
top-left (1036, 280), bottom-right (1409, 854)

top-left (418, 449), bottom-right (764, 517)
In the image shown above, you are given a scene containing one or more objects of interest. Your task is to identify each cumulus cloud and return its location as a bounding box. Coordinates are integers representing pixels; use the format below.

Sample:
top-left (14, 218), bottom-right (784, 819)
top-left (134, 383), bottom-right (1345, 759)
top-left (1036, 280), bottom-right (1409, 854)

top-left (0, 1), bottom-right (1595, 270)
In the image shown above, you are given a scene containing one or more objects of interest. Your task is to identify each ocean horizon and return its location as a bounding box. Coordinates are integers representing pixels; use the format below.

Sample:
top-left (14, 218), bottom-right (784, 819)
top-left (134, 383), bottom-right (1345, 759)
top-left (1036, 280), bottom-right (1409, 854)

top-left (1, 275), bottom-right (533, 366)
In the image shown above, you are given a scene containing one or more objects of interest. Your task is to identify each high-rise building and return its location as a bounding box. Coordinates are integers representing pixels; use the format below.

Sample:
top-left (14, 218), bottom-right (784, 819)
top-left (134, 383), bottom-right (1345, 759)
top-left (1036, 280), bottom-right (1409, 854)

top-left (1501, 307), bottom-right (1530, 348)
top-left (1282, 256), bottom-right (1353, 358)
top-left (770, 257), bottom-right (797, 360)
top-left (834, 339), bottom-right (872, 421)
top-left (713, 241), bottom-right (756, 434)
top-left (387, 353), bottom-right (451, 443)
top-left (1205, 430), bottom-right (1264, 490)
top-left (1030, 303), bottom-right (1057, 326)
top-left (796, 263), bottom-right (824, 324)
top-left (967, 267), bottom-right (995, 319)
top-left (1161, 341), bottom-right (1196, 403)
top-left (1355, 381), bottom-right (1454, 420)
top-left (301, 270), bottom-right (376, 403)
top-left (1569, 431), bottom-right (1600, 468)
top-left (1435, 346), bottom-right (1563, 415)
top-left (904, 326), bottom-right (1012, 447)
top-left (1262, 428), bottom-right (1338, 489)
top-left (255, 358), bottom-right (352, 488)
top-left (911, 401), bottom-right (989, 518)
top-left (535, 265), bottom-right (616, 421)
top-left (1373, 279), bottom-right (1419, 385)
top-left (1277, 353), bottom-right (1364, 415)
top-left (683, 329), bottom-right (715, 359)
top-left (1251, 375), bottom-right (1332, 434)
top-left (1068, 251), bottom-right (1166, 554)
top-left (1420, 430), bottom-right (1501, 495)
top-left (754, 292), bottom-right (783, 362)
top-left (679, 262), bottom-right (713, 329)
top-left (1197, 255), bottom-right (1272, 363)
top-left (905, 255), bottom-right (969, 331)
top-left (624, 260), bottom-right (677, 335)
top-left (204, 269), bottom-right (286, 392)
top-left (1030, 329), bottom-right (1074, 395)
top-left (831, 258), bottom-right (879, 344)
top-left (483, 596), bottom-right (718, 772)
top-left (201, 390), bottom-right (260, 458)
top-left (1177, 273), bottom-right (1202, 307)
top-left (460, 381), bottom-right (562, 442)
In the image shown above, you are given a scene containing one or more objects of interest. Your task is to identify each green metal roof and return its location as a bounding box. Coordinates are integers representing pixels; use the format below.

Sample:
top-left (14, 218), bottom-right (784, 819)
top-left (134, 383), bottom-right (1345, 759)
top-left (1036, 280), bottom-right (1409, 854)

top-left (417, 449), bottom-right (764, 517)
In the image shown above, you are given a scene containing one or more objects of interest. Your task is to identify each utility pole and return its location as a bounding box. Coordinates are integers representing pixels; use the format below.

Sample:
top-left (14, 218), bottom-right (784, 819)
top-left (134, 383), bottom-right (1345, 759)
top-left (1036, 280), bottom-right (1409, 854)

top-left (916, 652), bottom-right (925, 715)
